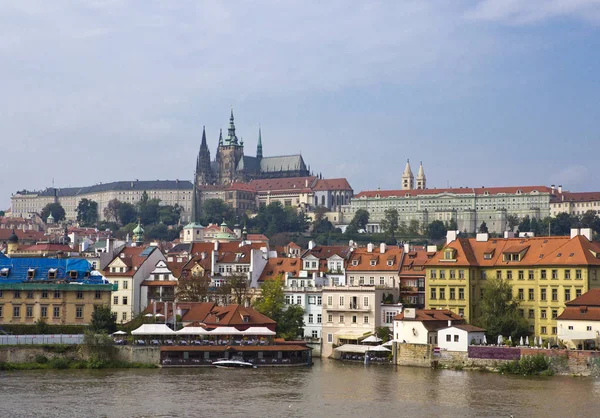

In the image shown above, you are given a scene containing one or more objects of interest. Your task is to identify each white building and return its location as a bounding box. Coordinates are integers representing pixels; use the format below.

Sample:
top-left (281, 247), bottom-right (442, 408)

top-left (438, 324), bottom-right (486, 352)
top-left (393, 308), bottom-right (465, 345)
top-left (557, 288), bottom-right (600, 350)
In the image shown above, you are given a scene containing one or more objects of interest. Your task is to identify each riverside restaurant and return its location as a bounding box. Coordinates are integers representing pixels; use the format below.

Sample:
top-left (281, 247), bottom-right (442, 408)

top-left (130, 324), bottom-right (313, 367)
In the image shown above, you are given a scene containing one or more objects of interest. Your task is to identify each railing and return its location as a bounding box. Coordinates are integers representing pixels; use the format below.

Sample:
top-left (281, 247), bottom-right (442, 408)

top-left (0, 334), bottom-right (84, 345)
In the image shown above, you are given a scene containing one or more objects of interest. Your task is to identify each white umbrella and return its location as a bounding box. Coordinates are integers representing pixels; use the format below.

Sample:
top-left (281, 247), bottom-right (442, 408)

top-left (519, 336), bottom-right (524, 346)
top-left (508, 336), bottom-right (512, 343)
top-left (497, 335), bottom-right (503, 345)
top-left (155, 313), bottom-right (165, 317)
top-left (382, 340), bottom-right (393, 347)
top-left (144, 313), bottom-right (154, 317)
top-left (362, 335), bottom-right (383, 344)
top-left (525, 336), bottom-right (529, 346)
top-left (483, 335), bottom-right (487, 345)
top-left (538, 336), bottom-right (543, 347)
top-left (112, 330), bottom-right (127, 335)
top-left (368, 345), bottom-right (391, 352)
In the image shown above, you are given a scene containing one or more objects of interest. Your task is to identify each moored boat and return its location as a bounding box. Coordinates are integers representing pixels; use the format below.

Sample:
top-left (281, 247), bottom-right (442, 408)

top-left (213, 356), bottom-right (256, 369)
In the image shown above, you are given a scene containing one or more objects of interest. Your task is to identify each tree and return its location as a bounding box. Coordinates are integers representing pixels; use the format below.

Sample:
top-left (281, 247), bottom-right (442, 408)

top-left (159, 204), bottom-right (182, 226)
top-left (176, 271), bottom-right (212, 302)
top-left (553, 213), bottom-right (573, 236)
top-left (103, 199), bottom-right (121, 223)
top-left (221, 273), bottom-right (251, 305)
top-left (139, 197), bottom-right (161, 226)
top-left (90, 305), bottom-right (117, 334)
top-left (427, 220), bottom-right (447, 240)
top-left (518, 215), bottom-right (531, 233)
top-left (76, 198), bottom-right (98, 227)
top-left (446, 219), bottom-right (458, 232)
top-left (580, 210), bottom-right (600, 235)
top-left (41, 202), bottom-right (66, 223)
top-left (253, 275), bottom-right (304, 339)
top-left (530, 217), bottom-right (540, 236)
top-left (117, 202), bottom-right (138, 226)
top-left (312, 207), bottom-right (334, 235)
top-left (475, 278), bottom-right (529, 341)
top-left (201, 199), bottom-right (235, 225)
top-left (380, 209), bottom-right (399, 243)
top-left (346, 209), bottom-right (370, 234)
top-left (407, 219), bottom-right (420, 236)
top-left (506, 215), bottom-right (519, 232)
top-left (479, 221), bottom-right (489, 233)
top-left (248, 202), bottom-right (308, 235)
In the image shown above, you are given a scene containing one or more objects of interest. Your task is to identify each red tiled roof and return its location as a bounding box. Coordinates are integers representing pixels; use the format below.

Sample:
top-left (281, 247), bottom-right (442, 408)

top-left (250, 176), bottom-right (317, 192)
top-left (303, 245), bottom-right (351, 260)
top-left (258, 257), bottom-right (301, 282)
top-left (313, 178), bottom-right (353, 191)
top-left (551, 191), bottom-right (600, 203)
top-left (394, 309), bottom-right (464, 322)
top-left (102, 246), bottom-right (156, 276)
top-left (356, 186), bottom-right (551, 199)
top-left (247, 234), bottom-right (269, 242)
top-left (19, 243), bottom-right (74, 252)
top-left (564, 288), bottom-right (600, 307)
top-left (346, 245), bottom-right (403, 271)
top-left (0, 229), bottom-right (46, 242)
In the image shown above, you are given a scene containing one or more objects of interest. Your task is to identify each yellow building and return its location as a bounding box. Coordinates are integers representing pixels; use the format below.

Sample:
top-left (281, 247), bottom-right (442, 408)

top-left (0, 283), bottom-right (112, 325)
top-left (425, 229), bottom-right (600, 338)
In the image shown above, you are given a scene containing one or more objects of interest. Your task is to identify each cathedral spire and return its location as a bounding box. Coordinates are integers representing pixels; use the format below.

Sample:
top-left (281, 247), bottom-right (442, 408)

top-left (219, 128), bottom-right (223, 146)
top-left (195, 125), bottom-right (213, 185)
top-left (226, 108), bottom-right (238, 145)
top-left (416, 161), bottom-right (426, 190)
top-left (402, 159), bottom-right (414, 191)
top-left (256, 126), bottom-right (263, 159)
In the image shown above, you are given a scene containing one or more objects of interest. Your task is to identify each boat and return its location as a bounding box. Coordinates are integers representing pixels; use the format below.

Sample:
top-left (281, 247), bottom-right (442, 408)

top-left (213, 356), bottom-right (256, 369)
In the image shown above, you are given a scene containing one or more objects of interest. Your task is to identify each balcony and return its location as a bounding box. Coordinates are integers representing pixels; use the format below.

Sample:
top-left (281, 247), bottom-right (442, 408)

top-left (325, 304), bottom-right (371, 312)
top-left (283, 286), bottom-right (322, 293)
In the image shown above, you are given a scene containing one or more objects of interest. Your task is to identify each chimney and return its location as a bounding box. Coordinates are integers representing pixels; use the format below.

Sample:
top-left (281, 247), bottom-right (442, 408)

top-left (201, 252), bottom-right (207, 260)
top-left (446, 230), bottom-right (458, 244)
top-left (403, 243), bottom-right (410, 253)
top-left (551, 184), bottom-right (555, 194)
top-left (404, 308), bottom-right (416, 319)
top-left (214, 241), bottom-right (219, 251)
top-left (476, 233), bottom-right (489, 242)
top-left (570, 228), bottom-right (579, 239)
top-left (580, 228), bottom-right (592, 241)
top-left (380, 243), bottom-right (386, 254)
top-left (558, 185), bottom-right (563, 194)
top-left (308, 240), bottom-right (315, 250)
top-left (504, 231), bottom-right (515, 239)
top-left (367, 243), bottom-right (374, 253)
top-left (448, 320), bottom-right (452, 327)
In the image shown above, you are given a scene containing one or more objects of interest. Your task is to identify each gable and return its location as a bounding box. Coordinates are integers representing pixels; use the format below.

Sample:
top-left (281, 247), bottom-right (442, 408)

top-left (109, 258), bottom-right (128, 269)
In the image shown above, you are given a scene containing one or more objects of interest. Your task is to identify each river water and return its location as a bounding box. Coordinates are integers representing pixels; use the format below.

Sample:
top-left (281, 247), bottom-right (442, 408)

top-left (2, 359), bottom-right (600, 417)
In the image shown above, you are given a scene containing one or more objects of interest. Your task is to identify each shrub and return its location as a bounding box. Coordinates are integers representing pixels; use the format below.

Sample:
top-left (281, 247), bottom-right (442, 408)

top-left (35, 355), bottom-right (48, 364)
top-left (497, 354), bottom-right (551, 376)
top-left (49, 358), bottom-right (70, 369)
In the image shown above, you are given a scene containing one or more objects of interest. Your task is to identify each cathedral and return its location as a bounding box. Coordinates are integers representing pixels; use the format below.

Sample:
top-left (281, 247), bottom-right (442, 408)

top-left (195, 110), bottom-right (310, 186)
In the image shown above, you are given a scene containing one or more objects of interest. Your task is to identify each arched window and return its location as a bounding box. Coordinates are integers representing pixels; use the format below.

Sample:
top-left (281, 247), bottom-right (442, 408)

top-left (321, 195), bottom-right (326, 206)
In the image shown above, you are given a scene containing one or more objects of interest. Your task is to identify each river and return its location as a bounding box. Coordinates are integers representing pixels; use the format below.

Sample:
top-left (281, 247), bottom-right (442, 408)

top-left (2, 359), bottom-right (600, 417)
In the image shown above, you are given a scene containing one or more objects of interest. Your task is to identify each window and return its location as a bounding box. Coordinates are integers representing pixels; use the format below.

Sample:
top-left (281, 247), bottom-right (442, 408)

top-left (552, 327), bottom-right (557, 335)
top-left (450, 270), bottom-right (456, 279)
top-left (518, 309), bottom-right (524, 317)
top-left (312, 330), bottom-right (318, 338)
top-left (317, 314), bottom-right (322, 323)
top-left (327, 334), bottom-right (333, 343)
top-left (122, 312), bottom-right (127, 321)
top-left (27, 291), bottom-right (34, 299)
top-left (54, 290), bottom-right (61, 299)
top-left (528, 270), bottom-right (534, 280)
top-left (122, 296), bottom-right (128, 305)
top-left (449, 288), bottom-right (456, 300)
top-left (364, 316), bottom-right (369, 324)
top-left (541, 288), bottom-right (547, 301)
top-left (308, 296), bottom-right (315, 305)
top-left (587, 326), bottom-right (593, 331)
top-left (113, 296), bottom-right (119, 305)
top-left (352, 315), bottom-right (357, 323)
top-left (496, 270), bottom-right (502, 279)
top-left (565, 288), bottom-right (571, 302)
top-left (458, 308), bottom-right (464, 316)
top-left (13, 306), bottom-right (21, 318)
top-left (541, 270), bottom-right (547, 279)
top-left (576, 269), bottom-right (582, 280)
top-left (507, 271), bottom-right (513, 280)
top-left (481, 271), bottom-right (487, 280)
top-left (430, 270), bottom-right (437, 279)
top-left (327, 296), bottom-right (333, 306)
top-left (339, 315), bottom-right (345, 323)
top-left (458, 288), bottom-right (464, 300)
top-left (123, 281), bottom-right (128, 290)
top-left (518, 270), bottom-right (524, 280)
top-left (518, 289), bottom-right (524, 300)
top-left (440, 270), bottom-right (446, 279)
top-left (551, 270), bottom-right (558, 279)
top-left (541, 326), bottom-right (547, 334)
top-left (380, 277), bottom-right (385, 285)
top-left (459, 270), bottom-right (465, 279)
top-left (430, 288), bottom-right (437, 300)
top-left (317, 296), bottom-right (322, 306)
top-left (41, 290), bottom-right (48, 299)
top-left (41, 306), bottom-right (48, 318)
top-left (552, 288), bottom-right (558, 301)
top-left (453, 335), bottom-right (459, 342)
top-left (565, 270), bottom-right (571, 280)
top-left (53, 307), bottom-right (60, 318)
top-left (14, 290), bottom-right (20, 299)
top-left (296, 296), bottom-right (302, 305)
top-left (552, 310), bottom-right (558, 319)
top-left (76, 306), bottom-right (83, 319)
top-left (528, 289), bottom-right (534, 300)
top-left (95, 290), bottom-right (101, 299)
top-left (528, 309), bottom-right (534, 319)
top-left (26, 305), bottom-right (34, 317)
top-left (541, 309), bottom-right (547, 319)
top-left (446, 335), bottom-right (451, 342)
top-left (308, 314), bottom-right (314, 324)
top-left (328, 314), bottom-right (333, 323)
top-left (339, 296), bottom-right (344, 306)
top-left (439, 288), bottom-right (445, 300)
top-left (576, 289), bottom-right (582, 298)
top-left (76, 290), bottom-right (83, 299)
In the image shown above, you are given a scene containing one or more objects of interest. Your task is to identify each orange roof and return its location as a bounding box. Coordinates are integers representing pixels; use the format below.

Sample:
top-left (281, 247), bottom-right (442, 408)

top-left (313, 178), bottom-right (353, 191)
top-left (427, 235), bottom-right (600, 267)
top-left (258, 257), bottom-right (301, 282)
top-left (0, 229), bottom-right (46, 242)
top-left (346, 245), bottom-right (403, 271)
top-left (394, 309), bottom-right (464, 322)
top-left (246, 233), bottom-right (269, 242)
top-left (302, 245), bottom-right (351, 260)
top-left (102, 246), bottom-right (156, 276)
top-left (564, 288), bottom-right (600, 307)
top-left (356, 185), bottom-right (551, 199)
top-left (551, 191), bottom-right (600, 203)
top-left (18, 243), bottom-right (74, 252)
top-left (250, 176), bottom-right (317, 192)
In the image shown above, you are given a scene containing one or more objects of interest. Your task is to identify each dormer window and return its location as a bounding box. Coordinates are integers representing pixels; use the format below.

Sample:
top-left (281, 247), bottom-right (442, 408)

top-left (370, 260), bottom-right (376, 266)
top-left (48, 268), bottom-right (57, 279)
top-left (483, 250), bottom-right (495, 260)
top-left (443, 249), bottom-right (456, 260)
top-left (27, 268), bottom-right (36, 279)
top-left (352, 260), bottom-right (358, 266)
top-left (0, 267), bottom-right (9, 277)
top-left (69, 271), bottom-right (78, 279)
top-left (387, 260), bottom-right (393, 266)
top-left (243, 315), bottom-right (249, 323)
top-left (120, 253), bottom-right (125, 258)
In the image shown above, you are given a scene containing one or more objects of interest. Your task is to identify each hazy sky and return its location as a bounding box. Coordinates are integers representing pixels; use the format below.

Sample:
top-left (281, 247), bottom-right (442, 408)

top-left (2, 1), bottom-right (600, 210)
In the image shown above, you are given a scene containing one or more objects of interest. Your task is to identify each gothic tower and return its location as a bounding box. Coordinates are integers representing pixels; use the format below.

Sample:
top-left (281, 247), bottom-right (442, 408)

top-left (402, 159), bottom-right (414, 190)
top-left (416, 161), bottom-right (426, 190)
top-left (196, 126), bottom-right (213, 185)
top-left (216, 109), bottom-right (245, 185)
top-left (256, 126), bottom-right (263, 159)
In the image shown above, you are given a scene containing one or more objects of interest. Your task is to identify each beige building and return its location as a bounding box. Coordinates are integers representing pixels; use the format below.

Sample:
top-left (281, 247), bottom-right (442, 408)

top-left (11, 180), bottom-right (194, 223)
top-left (550, 188), bottom-right (600, 217)
top-left (0, 283), bottom-right (112, 326)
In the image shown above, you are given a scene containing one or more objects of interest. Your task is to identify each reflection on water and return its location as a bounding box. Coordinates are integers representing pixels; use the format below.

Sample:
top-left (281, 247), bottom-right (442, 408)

top-left (2, 359), bottom-right (600, 417)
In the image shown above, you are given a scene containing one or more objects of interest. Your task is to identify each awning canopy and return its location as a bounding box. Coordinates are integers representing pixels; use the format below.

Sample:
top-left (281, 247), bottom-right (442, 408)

top-left (176, 326), bottom-right (209, 335)
top-left (334, 344), bottom-right (370, 354)
top-left (131, 324), bottom-right (176, 336)
top-left (242, 327), bottom-right (276, 336)
top-left (208, 326), bottom-right (244, 336)
top-left (335, 332), bottom-right (367, 340)
top-left (559, 331), bottom-right (598, 340)
top-left (361, 335), bottom-right (382, 343)
top-left (368, 345), bottom-right (391, 352)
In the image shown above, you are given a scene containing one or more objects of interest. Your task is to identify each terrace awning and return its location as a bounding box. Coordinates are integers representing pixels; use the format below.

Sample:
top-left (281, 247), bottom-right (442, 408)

top-left (208, 327), bottom-right (244, 336)
top-left (131, 324), bottom-right (176, 336)
top-left (242, 327), bottom-right (276, 336)
top-left (334, 344), bottom-right (370, 354)
top-left (176, 326), bottom-right (210, 335)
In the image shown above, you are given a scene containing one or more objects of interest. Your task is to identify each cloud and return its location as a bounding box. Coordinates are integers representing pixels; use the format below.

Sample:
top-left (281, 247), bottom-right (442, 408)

top-left (464, 0), bottom-right (600, 24)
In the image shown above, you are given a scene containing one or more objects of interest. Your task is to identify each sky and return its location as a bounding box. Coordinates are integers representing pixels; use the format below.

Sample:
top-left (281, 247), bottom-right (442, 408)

top-left (1, 0), bottom-right (600, 210)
